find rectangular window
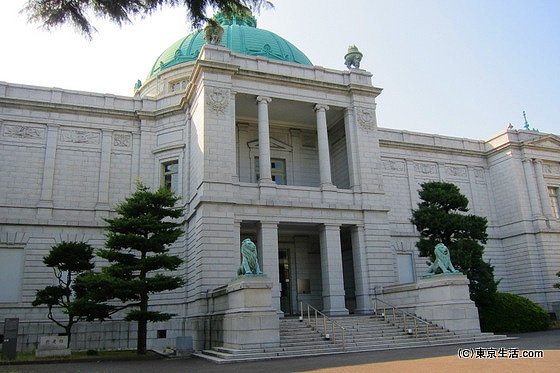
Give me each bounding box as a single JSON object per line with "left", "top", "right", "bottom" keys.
{"left": 0, "top": 248, "right": 24, "bottom": 302}
{"left": 549, "top": 187, "right": 560, "bottom": 218}
{"left": 255, "top": 158, "right": 286, "bottom": 185}
{"left": 162, "top": 160, "right": 179, "bottom": 194}
{"left": 397, "top": 253, "right": 415, "bottom": 284}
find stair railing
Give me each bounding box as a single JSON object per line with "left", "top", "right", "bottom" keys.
{"left": 299, "top": 302, "right": 346, "bottom": 351}
{"left": 372, "top": 297, "right": 431, "bottom": 339}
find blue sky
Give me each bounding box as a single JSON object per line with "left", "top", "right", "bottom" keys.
{"left": 1, "top": 0, "right": 558, "bottom": 139}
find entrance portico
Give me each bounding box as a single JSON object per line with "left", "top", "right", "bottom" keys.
{"left": 240, "top": 221, "right": 354, "bottom": 317}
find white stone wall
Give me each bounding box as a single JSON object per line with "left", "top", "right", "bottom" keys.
{"left": 378, "top": 128, "right": 560, "bottom": 313}
{"left": 1, "top": 45, "right": 559, "bottom": 353}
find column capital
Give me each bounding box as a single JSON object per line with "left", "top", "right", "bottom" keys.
{"left": 314, "top": 103, "right": 330, "bottom": 112}
{"left": 256, "top": 96, "right": 272, "bottom": 104}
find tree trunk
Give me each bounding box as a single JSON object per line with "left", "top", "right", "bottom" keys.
{"left": 137, "top": 318, "right": 147, "bottom": 355}
{"left": 137, "top": 292, "right": 148, "bottom": 355}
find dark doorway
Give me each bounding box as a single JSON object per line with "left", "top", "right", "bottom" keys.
{"left": 279, "top": 249, "right": 292, "bottom": 315}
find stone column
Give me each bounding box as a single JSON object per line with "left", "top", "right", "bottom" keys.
{"left": 522, "top": 158, "right": 542, "bottom": 217}
{"left": 406, "top": 159, "right": 418, "bottom": 233}
{"left": 256, "top": 96, "right": 273, "bottom": 184}
{"left": 319, "top": 224, "right": 348, "bottom": 316}
{"left": 314, "top": 104, "right": 333, "bottom": 187}
{"left": 534, "top": 159, "right": 554, "bottom": 217}
{"left": 95, "top": 129, "right": 112, "bottom": 218}
{"left": 37, "top": 124, "right": 59, "bottom": 219}
{"left": 343, "top": 108, "right": 360, "bottom": 189}
{"left": 350, "top": 225, "right": 371, "bottom": 314}
{"left": 258, "top": 221, "right": 281, "bottom": 315}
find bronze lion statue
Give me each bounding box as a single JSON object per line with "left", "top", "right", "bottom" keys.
{"left": 426, "top": 243, "right": 460, "bottom": 275}
{"left": 237, "top": 238, "right": 263, "bottom": 276}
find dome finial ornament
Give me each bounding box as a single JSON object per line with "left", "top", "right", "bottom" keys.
{"left": 204, "top": 18, "right": 224, "bottom": 45}
{"left": 344, "top": 45, "right": 363, "bottom": 69}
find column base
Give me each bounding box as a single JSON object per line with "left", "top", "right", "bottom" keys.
{"left": 259, "top": 180, "right": 277, "bottom": 200}
{"left": 321, "top": 183, "right": 337, "bottom": 203}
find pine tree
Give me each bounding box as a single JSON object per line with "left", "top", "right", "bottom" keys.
{"left": 32, "top": 241, "right": 98, "bottom": 347}
{"left": 77, "top": 183, "right": 185, "bottom": 354}
{"left": 410, "top": 181, "right": 498, "bottom": 306}
{"left": 23, "top": 1, "right": 273, "bottom": 39}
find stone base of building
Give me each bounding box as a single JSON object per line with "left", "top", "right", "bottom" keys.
{"left": 380, "top": 274, "right": 481, "bottom": 335}
{"left": 209, "top": 275, "right": 280, "bottom": 350}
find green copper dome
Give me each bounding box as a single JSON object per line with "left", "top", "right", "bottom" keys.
{"left": 147, "top": 12, "right": 313, "bottom": 78}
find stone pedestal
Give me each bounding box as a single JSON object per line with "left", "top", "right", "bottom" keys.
{"left": 381, "top": 274, "right": 481, "bottom": 334}
{"left": 210, "top": 275, "right": 280, "bottom": 350}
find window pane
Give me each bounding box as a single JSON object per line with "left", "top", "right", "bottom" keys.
{"left": 163, "top": 160, "right": 179, "bottom": 194}
{"left": 550, "top": 187, "right": 560, "bottom": 218}
{"left": 255, "top": 157, "right": 286, "bottom": 185}
{"left": 0, "top": 248, "right": 24, "bottom": 302}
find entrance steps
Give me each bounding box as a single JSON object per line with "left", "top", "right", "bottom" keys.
{"left": 195, "top": 314, "right": 508, "bottom": 363}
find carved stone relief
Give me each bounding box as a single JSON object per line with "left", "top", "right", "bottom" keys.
{"left": 206, "top": 87, "right": 229, "bottom": 116}
{"left": 391, "top": 241, "right": 416, "bottom": 254}
{"left": 473, "top": 167, "right": 486, "bottom": 182}
{"left": 356, "top": 107, "right": 375, "bottom": 131}
{"left": 3, "top": 124, "right": 45, "bottom": 140}
{"left": 59, "top": 129, "right": 100, "bottom": 144}
{"left": 113, "top": 132, "right": 131, "bottom": 148}
{"left": 382, "top": 158, "right": 406, "bottom": 175}
{"left": 445, "top": 164, "right": 468, "bottom": 180}
{"left": 414, "top": 162, "right": 438, "bottom": 178}
{"left": 543, "top": 162, "right": 560, "bottom": 176}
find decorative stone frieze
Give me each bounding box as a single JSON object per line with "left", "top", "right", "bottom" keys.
{"left": 59, "top": 128, "right": 100, "bottom": 145}
{"left": 543, "top": 162, "right": 560, "bottom": 176}
{"left": 414, "top": 161, "right": 438, "bottom": 178}
{"left": 113, "top": 132, "right": 131, "bottom": 148}
{"left": 445, "top": 164, "right": 468, "bottom": 180}
{"left": 3, "top": 124, "right": 45, "bottom": 140}
{"left": 473, "top": 167, "right": 486, "bottom": 183}
{"left": 382, "top": 158, "right": 406, "bottom": 175}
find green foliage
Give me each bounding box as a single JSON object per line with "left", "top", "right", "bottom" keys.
{"left": 32, "top": 241, "right": 97, "bottom": 346}
{"left": 80, "top": 183, "right": 185, "bottom": 354}
{"left": 23, "top": 1, "right": 274, "bottom": 39}
{"left": 479, "top": 292, "right": 550, "bottom": 333}
{"left": 555, "top": 271, "right": 560, "bottom": 290}
{"left": 411, "top": 181, "right": 498, "bottom": 306}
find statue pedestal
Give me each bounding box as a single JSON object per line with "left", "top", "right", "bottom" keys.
{"left": 210, "top": 276, "right": 280, "bottom": 350}
{"left": 381, "top": 274, "right": 481, "bottom": 334}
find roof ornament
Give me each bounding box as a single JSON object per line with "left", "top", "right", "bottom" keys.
{"left": 344, "top": 45, "right": 363, "bottom": 69}
{"left": 134, "top": 80, "right": 142, "bottom": 92}
{"left": 204, "top": 18, "right": 224, "bottom": 45}
{"left": 523, "top": 111, "right": 539, "bottom": 132}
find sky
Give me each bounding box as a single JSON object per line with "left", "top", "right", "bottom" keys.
{"left": 0, "top": 0, "right": 558, "bottom": 140}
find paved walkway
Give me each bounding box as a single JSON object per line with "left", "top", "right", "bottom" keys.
{"left": 2, "top": 329, "right": 559, "bottom": 373}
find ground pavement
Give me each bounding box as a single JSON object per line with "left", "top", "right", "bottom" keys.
{"left": 1, "top": 329, "right": 559, "bottom": 373}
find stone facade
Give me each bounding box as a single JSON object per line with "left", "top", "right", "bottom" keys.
{"left": 0, "top": 42, "right": 559, "bottom": 352}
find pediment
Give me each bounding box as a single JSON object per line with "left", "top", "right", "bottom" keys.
{"left": 247, "top": 137, "right": 293, "bottom": 152}
{"left": 523, "top": 134, "right": 560, "bottom": 150}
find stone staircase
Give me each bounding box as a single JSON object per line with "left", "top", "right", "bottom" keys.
{"left": 195, "top": 314, "right": 508, "bottom": 363}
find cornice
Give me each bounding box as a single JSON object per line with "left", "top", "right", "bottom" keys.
{"left": 236, "top": 68, "right": 382, "bottom": 97}
{"left": 0, "top": 96, "right": 137, "bottom": 120}
{"left": 379, "top": 138, "right": 486, "bottom": 157}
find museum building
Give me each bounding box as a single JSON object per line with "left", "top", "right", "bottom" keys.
{"left": 1, "top": 11, "right": 559, "bottom": 352}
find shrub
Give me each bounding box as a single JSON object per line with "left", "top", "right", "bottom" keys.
{"left": 479, "top": 292, "right": 550, "bottom": 333}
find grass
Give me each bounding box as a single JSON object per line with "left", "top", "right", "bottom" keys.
{"left": 1, "top": 349, "right": 158, "bottom": 364}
